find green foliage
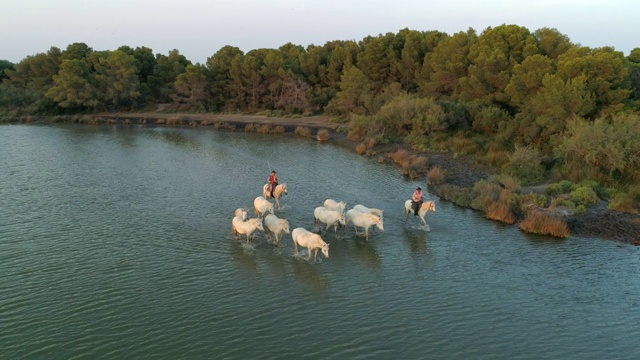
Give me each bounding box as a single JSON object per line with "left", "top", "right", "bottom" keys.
{"left": 554, "top": 112, "right": 640, "bottom": 185}
{"left": 325, "top": 66, "right": 373, "bottom": 116}
{"left": 547, "top": 180, "right": 573, "bottom": 196}
{"left": 504, "top": 146, "right": 545, "bottom": 185}
{"left": 569, "top": 186, "right": 599, "bottom": 206}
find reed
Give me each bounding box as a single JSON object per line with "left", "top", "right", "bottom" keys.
{"left": 518, "top": 209, "right": 570, "bottom": 238}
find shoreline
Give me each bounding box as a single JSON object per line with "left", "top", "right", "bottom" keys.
{"left": 5, "top": 112, "right": 639, "bottom": 245}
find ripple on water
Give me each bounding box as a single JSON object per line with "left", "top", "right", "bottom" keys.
{"left": 1, "top": 125, "right": 639, "bottom": 359}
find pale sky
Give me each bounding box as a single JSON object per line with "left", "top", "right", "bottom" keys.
{"left": 1, "top": 0, "right": 637, "bottom": 65}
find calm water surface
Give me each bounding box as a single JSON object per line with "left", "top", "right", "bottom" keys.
{"left": 1, "top": 124, "right": 639, "bottom": 359}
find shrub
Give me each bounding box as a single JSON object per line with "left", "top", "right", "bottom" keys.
{"left": 437, "top": 184, "right": 473, "bottom": 207}
{"left": 470, "top": 179, "right": 502, "bottom": 211}
{"left": 389, "top": 149, "right": 411, "bottom": 165}
{"left": 518, "top": 210, "right": 570, "bottom": 238}
{"left": 569, "top": 186, "right": 599, "bottom": 206}
{"left": 295, "top": 126, "right": 311, "bottom": 137}
{"left": 316, "top": 129, "right": 330, "bottom": 141}
{"left": 485, "top": 189, "right": 517, "bottom": 224}
{"left": 487, "top": 149, "right": 510, "bottom": 167}
{"left": 356, "top": 142, "right": 367, "bottom": 155}
{"left": 257, "top": 124, "right": 272, "bottom": 134}
{"left": 547, "top": 180, "right": 573, "bottom": 196}
{"left": 427, "top": 166, "right": 445, "bottom": 185}
{"left": 607, "top": 192, "right": 639, "bottom": 213}
{"left": 504, "top": 145, "right": 545, "bottom": 185}
{"left": 245, "top": 123, "right": 256, "bottom": 132}
{"left": 402, "top": 156, "right": 428, "bottom": 179}
{"left": 452, "top": 135, "right": 479, "bottom": 155}
{"left": 271, "top": 125, "right": 285, "bottom": 134}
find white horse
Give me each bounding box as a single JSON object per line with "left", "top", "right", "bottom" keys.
{"left": 263, "top": 183, "right": 288, "bottom": 209}
{"left": 313, "top": 206, "right": 346, "bottom": 234}
{"left": 231, "top": 208, "right": 248, "bottom": 237}
{"left": 264, "top": 213, "right": 290, "bottom": 245}
{"left": 353, "top": 204, "right": 384, "bottom": 218}
{"left": 291, "top": 227, "right": 329, "bottom": 261}
{"left": 323, "top": 199, "right": 346, "bottom": 214}
{"left": 345, "top": 209, "right": 384, "bottom": 241}
{"left": 404, "top": 200, "right": 436, "bottom": 226}
{"left": 254, "top": 196, "right": 275, "bottom": 218}
{"left": 234, "top": 208, "right": 248, "bottom": 220}
{"left": 232, "top": 216, "right": 264, "bottom": 243}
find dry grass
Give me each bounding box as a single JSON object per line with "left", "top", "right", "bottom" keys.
{"left": 518, "top": 209, "right": 570, "bottom": 238}
{"left": 377, "top": 156, "right": 385, "bottom": 164}
{"left": 484, "top": 189, "right": 517, "bottom": 224}
{"left": 166, "top": 116, "right": 185, "bottom": 126}
{"left": 389, "top": 149, "right": 411, "bottom": 165}
{"left": 270, "top": 125, "right": 285, "bottom": 134}
{"left": 295, "top": 126, "right": 311, "bottom": 137}
{"left": 389, "top": 150, "right": 428, "bottom": 179}
{"left": 257, "top": 124, "right": 272, "bottom": 134}
{"left": 427, "top": 166, "right": 445, "bottom": 185}
{"left": 316, "top": 129, "right": 330, "bottom": 141}
{"left": 245, "top": 123, "right": 257, "bottom": 132}
{"left": 356, "top": 142, "right": 367, "bottom": 155}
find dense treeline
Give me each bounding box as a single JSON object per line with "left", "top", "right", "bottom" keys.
{"left": 1, "top": 24, "right": 640, "bottom": 213}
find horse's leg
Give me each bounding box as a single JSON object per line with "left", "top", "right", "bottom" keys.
{"left": 313, "top": 248, "right": 318, "bottom": 262}
{"left": 365, "top": 227, "right": 369, "bottom": 241}
{"left": 307, "top": 247, "right": 312, "bottom": 261}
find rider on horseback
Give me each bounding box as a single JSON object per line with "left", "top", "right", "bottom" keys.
{"left": 412, "top": 187, "right": 424, "bottom": 216}
{"left": 268, "top": 170, "right": 278, "bottom": 198}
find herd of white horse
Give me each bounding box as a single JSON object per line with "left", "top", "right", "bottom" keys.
{"left": 231, "top": 182, "right": 436, "bottom": 261}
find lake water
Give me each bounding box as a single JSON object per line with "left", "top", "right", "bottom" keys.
{"left": 1, "top": 124, "right": 639, "bottom": 359}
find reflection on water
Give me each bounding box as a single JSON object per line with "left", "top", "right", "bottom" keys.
{"left": 1, "top": 124, "right": 640, "bottom": 360}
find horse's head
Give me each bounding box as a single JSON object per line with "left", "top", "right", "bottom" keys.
{"left": 282, "top": 220, "right": 290, "bottom": 234}
{"left": 256, "top": 218, "right": 264, "bottom": 231}
{"left": 321, "top": 242, "right": 329, "bottom": 259}
{"left": 427, "top": 201, "right": 436, "bottom": 212}
{"left": 338, "top": 213, "right": 346, "bottom": 226}
{"left": 281, "top": 183, "right": 288, "bottom": 195}
{"left": 376, "top": 217, "right": 385, "bottom": 232}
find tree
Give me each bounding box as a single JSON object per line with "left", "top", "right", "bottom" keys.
{"left": 0, "top": 59, "right": 14, "bottom": 83}
{"left": 534, "top": 27, "right": 574, "bottom": 60}
{"left": 357, "top": 33, "right": 397, "bottom": 94}
{"left": 3, "top": 47, "right": 61, "bottom": 110}
{"left": 147, "top": 49, "right": 190, "bottom": 103}
{"left": 207, "top": 45, "right": 244, "bottom": 110}
{"left": 45, "top": 59, "right": 97, "bottom": 109}
{"left": 61, "top": 42, "right": 93, "bottom": 61}
{"left": 326, "top": 65, "right": 373, "bottom": 116}
{"left": 556, "top": 46, "right": 630, "bottom": 118}
{"left": 505, "top": 54, "right": 553, "bottom": 109}
{"left": 419, "top": 29, "right": 476, "bottom": 97}
{"left": 94, "top": 50, "right": 141, "bottom": 108}
{"left": 172, "top": 64, "right": 209, "bottom": 108}
{"left": 460, "top": 24, "right": 539, "bottom": 105}
{"left": 395, "top": 29, "right": 427, "bottom": 92}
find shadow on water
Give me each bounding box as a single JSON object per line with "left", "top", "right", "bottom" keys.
{"left": 403, "top": 228, "right": 433, "bottom": 258}
{"left": 290, "top": 258, "right": 328, "bottom": 292}
{"left": 347, "top": 238, "right": 383, "bottom": 269}
{"left": 231, "top": 241, "right": 258, "bottom": 273}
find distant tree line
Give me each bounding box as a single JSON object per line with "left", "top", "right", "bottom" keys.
{"left": 1, "top": 24, "right": 640, "bottom": 207}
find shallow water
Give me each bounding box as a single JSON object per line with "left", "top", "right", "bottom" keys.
{"left": 1, "top": 124, "right": 639, "bottom": 359}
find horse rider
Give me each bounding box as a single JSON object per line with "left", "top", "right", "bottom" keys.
{"left": 268, "top": 170, "right": 278, "bottom": 198}
{"left": 412, "top": 187, "right": 424, "bottom": 216}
